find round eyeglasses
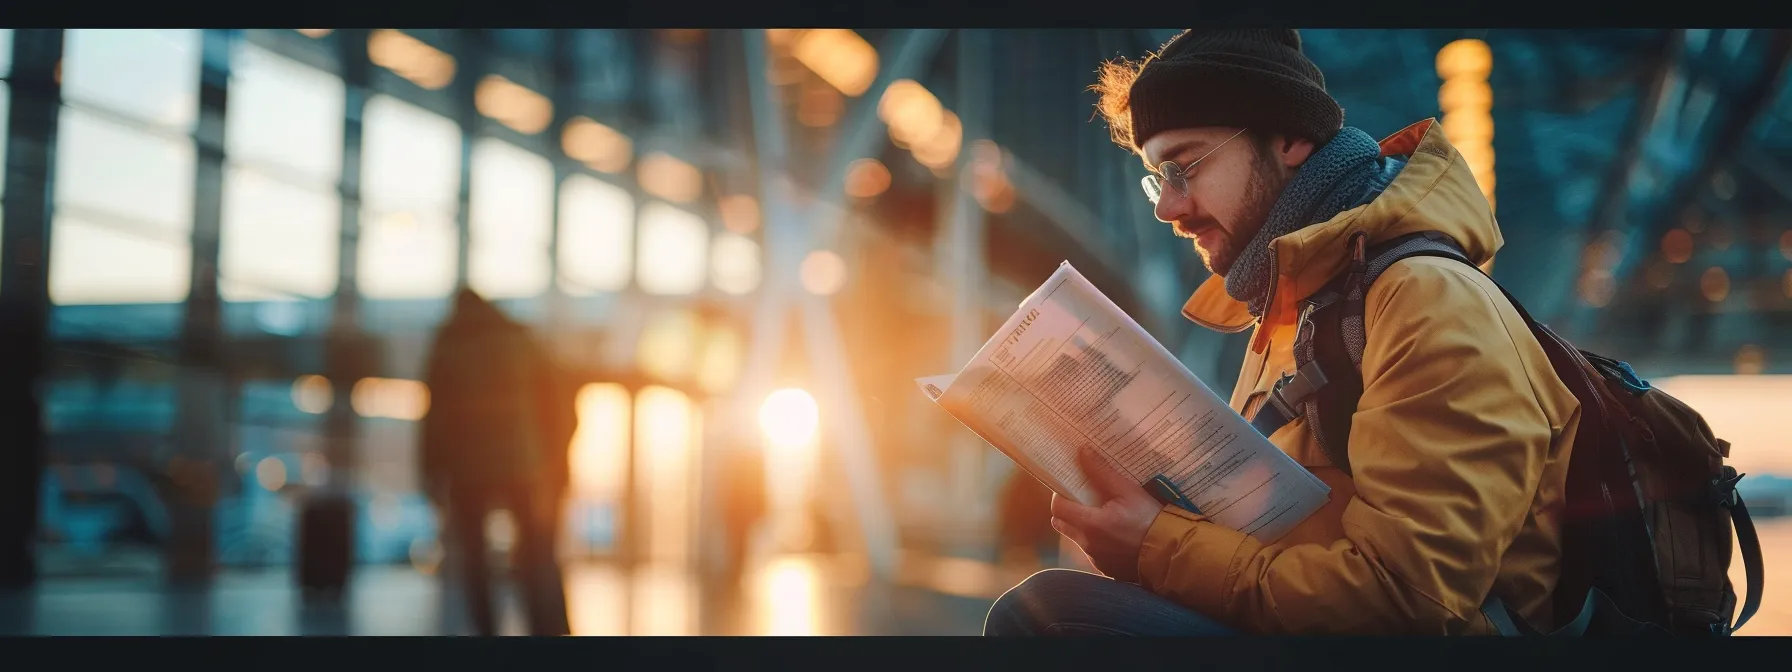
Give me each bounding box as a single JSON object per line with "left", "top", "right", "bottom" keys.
{"left": 1141, "top": 127, "right": 1250, "bottom": 205}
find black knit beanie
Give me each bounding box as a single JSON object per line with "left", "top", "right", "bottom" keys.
{"left": 1127, "top": 29, "right": 1343, "bottom": 151}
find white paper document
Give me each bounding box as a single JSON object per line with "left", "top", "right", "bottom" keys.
{"left": 917, "top": 261, "right": 1330, "bottom": 543}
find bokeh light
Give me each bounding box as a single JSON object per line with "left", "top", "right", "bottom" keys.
{"left": 1702, "top": 266, "right": 1731, "bottom": 303}
{"left": 291, "top": 374, "right": 332, "bottom": 414}
{"left": 791, "top": 29, "right": 878, "bottom": 97}
{"left": 562, "top": 116, "right": 633, "bottom": 174}
{"left": 1579, "top": 269, "right": 1616, "bottom": 307}
{"left": 637, "top": 152, "right": 702, "bottom": 204}
{"left": 474, "top": 74, "right": 552, "bottom": 135}
{"left": 1662, "top": 228, "right": 1695, "bottom": 264}
{"left": 844, "top": 158, "right": 892, "bottom": 199}
{"left": 720, "top": 194, "right": 762, "bottom": 234}
{"left": 1435, "top": 38, "right": 1493, "bottom": 80}
{"left": 800, "top": 250, "right": 848, "bottom": 296}
{"left": 1736, "top": 345, "right": 1768, "bottom": 375}
{"left": 350, "top": 378, "right": 431, "bottom": 421}
{"left": 367, "top": 30, "right": 454, "bottom": 90}
{"left": 255, "top": 456, "right": 287, "bottom": 491}
{"left": 759, "top": 388, "right": 820, "bottom": 451}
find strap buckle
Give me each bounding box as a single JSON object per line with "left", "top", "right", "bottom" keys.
{"left": 1347, "top": 231, "right": 1369, "bottom": 271}
{"left": 1712, "top": 467, "right": 1745, "bottom": 508}
{"left": 1268, "top": 359, "right": 1330, "bottom": 420}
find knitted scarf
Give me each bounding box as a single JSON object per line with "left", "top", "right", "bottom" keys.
{"left": 1224, "top": 127, "right": 1405, "bottom": 317}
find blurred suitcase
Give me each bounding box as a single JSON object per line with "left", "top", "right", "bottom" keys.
{"left": 296, "top": 494, "right": 355, "bottom": 598}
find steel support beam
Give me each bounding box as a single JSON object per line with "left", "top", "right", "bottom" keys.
{"left": 735, "top": 30, "right": 930, "bottom": 581}
{"left": 732, "top": 30, "right": 949, "bottom": 466}
{"left": 809, "top": 29, "right": 949, "bottom": 234}
{"left": 1586, "top": 30, "right": 1686, "bottom": 239}
{"left": 1589, "top": 31, "right": 1792, "bottom": 344}
{"left": 545, "top": 30, "right": 577, "bottom": 334}
{"left": 940, "top": 29, "right": 994, "bottom": 517}
{"left": 451, "top": 31, "right": 486, "bottom": 288}
{"left": 167, "top": 28, "right": 235, "bottom": 585}
{"left": 324, "top": 30, "right": 372, "bottom": 495}
{"left": 1641, "top": 31, "right": 1792, "bottom": 247}
{"left": 1551, "top": 31, "right": 1684, "bottom": 331}
{"left": 0, "top": 28, "right": 64, "bottom": 589}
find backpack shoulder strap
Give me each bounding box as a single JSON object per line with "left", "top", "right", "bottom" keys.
{"left": 1297, "top": 231, "right": 1473, "bottom": 476}
{"left": 1248, "top": 231, "right": 1474, "bottom": 469}
{"left": 1721, "top": 467, "right": 1765, "bottom": 633}
{"left": 1332, "top": 231, "right": 1475, "bottom": 368}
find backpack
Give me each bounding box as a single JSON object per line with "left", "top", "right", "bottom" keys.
{"left": 1248, "top": 230, "right": 1765, "bottom": 637}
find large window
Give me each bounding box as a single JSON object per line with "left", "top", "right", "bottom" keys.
{"left": 635, "top": 202, "right": 708, "bottom": 296}
{"left": 469, "top": 137, "right": 553, "bottom": 298}
{"left": 710, "top": 233, "right": 761, "bottom": 295}
{"left": 557, "top": 174, "right": 634, "bottom": 294}
{"left": 0, "top": 28, "right": 13, "bottom": 76}
{"left": 358, "top": 94, "right": 461, "bottom": 299}
{"left": 569, "top": 382, "right": 631, "bottom": 555}
{"left": 51, "top": 29, "right": 201, "bottom": 305}
{"left": 220, "top": 43, "right": 345, "bottom": 302}
{"left": 635, "top": 385, "right": 699, "bottom": 565}
{"left": 60, "top": 29, "right": 200, "bottom": 129}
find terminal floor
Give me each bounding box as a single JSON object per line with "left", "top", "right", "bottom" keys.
{"left": 6, "top": 518, "right": 1790, "bottom": 636}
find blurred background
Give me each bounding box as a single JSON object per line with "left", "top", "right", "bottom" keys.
{"left": 0, "top": 27, "right": 1789, "bottom": 636}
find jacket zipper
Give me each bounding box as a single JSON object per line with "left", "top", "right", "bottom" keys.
{"left": 1266, "top": 246, "right": 1281, "bottom": 327}
{"left": 1184, "top": 311, "right": 1256, "bottom": 334}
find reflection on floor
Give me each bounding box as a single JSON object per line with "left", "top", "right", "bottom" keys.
{"left": 1, "top": 553, "right": 1004, "bottom": 636}
{"left": 7, "top": 518, "right": 1788, "bottom": 636}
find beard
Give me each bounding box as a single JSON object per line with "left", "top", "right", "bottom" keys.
{"left": 1194, "top": 150, "right": 1289, "bottom": 278}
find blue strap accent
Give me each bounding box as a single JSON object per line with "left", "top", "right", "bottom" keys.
{"left": 1481, "top": 591, "right": 1596, "bottom": 637}
{"left": 1146, "top": 475, "right": 1202, "bottom": 515}
{"left": 1480, "top": 597, "right": 1527, "bottom": 636}
{"left": 1250, "top": 396, "right": 1296, "bottom": 439}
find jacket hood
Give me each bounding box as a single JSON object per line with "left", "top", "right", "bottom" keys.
{"left": 1180, "top": 118, "right": 1503, "bottom": 352}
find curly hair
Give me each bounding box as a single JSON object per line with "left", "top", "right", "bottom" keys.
{"left": 1091, "top": 31, "right": 1194, "bottom": 152}
{"left": 1091, "top": 56, "right": 1148, "bottom": 151}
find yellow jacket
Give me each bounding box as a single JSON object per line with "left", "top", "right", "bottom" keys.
{"left": 1138, "top": 119, "right": 1581, "bottom": 635}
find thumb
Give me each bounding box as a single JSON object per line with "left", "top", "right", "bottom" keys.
{"left": 1077, "top": 447, "right": 1143, "bottom": 502}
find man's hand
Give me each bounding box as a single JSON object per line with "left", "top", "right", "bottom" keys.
{"left": 1049, "top": 448, "right": 1167, "bottom": 583}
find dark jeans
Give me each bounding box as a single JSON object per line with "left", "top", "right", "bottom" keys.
{"left": 984, "top": 569, "right": 1235, "bottom": 636}
{"left": 446, "top": 486, "right": 568, "bottom": 636}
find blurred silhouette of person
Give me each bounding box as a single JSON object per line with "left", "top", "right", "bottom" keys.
{"left": 421, "top": 287, "right": 575, "bottom": 636}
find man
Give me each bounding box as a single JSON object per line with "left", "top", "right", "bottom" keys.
{"left": 983, "top": 29, "right": 1580, "bottom": 636}
{"left": 421, "top": 287, "right": 572, "bottom": 636}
